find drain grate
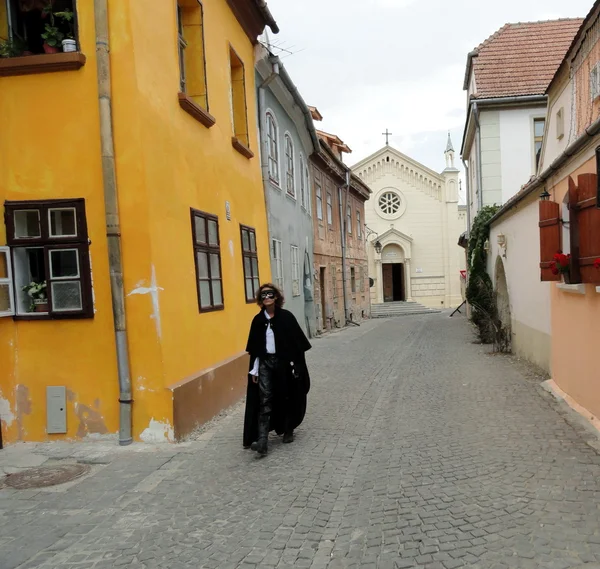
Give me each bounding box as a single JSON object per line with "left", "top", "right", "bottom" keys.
{"left": 3, "top": 464, "right": 91, "bottom": 490}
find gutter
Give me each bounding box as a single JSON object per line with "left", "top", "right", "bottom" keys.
{"left": 489, "top": 113, "right": 600, "bottom": 225}
{"left": 269, "top": 55, "right": 320, "bottom": 153}
{"left": 254, "top": 0, "right": 279, "bottom": 34}
{"left": 94, "top": 0, "right": 133, "bottom": 445}
{"left": 473, "top": 102, "right": 483, "bottom": 209}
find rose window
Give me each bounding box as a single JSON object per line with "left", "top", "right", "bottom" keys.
{"left": 379, "top": 192, "right": 401, "bottom": 215}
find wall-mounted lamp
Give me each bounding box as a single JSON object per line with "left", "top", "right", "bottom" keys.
{"left": 497, "top": 234, "right": 506, "bottom": 246}
{"left": 483, "top": 239, "right": 490, "bottom": 254}
{"left": 540, "top": 189, "right": 551, "bottom": 201}
{"left": 374, "top": 241, "right": 382, "bottom": 254}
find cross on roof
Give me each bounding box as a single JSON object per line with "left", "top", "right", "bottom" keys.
{"left": 382, "top": 129, "right": 392, "bottom": 145}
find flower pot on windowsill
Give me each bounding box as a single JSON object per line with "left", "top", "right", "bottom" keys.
{"left": 43, "top": 42, "right": 60, "bottom": 54}
{"left": 34, "top": 299, "right": 49, "bottom": 313}
{"left": 62, "top": 39, "right": 76, "bottom": 53}
{"left": 562, "top": 272, "right": 571, "bottom": 285}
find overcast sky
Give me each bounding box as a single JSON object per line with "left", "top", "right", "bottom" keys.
{"left": 265, "top": 0, "right": 593, "bottom": 179}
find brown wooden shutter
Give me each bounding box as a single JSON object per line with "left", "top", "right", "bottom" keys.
{"left": 572, "top": 173, "right": 600, "bottom": 284}
{"left": 539, "top": 199, "right": 561, "bottom": 282}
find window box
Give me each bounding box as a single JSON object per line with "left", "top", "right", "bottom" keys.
{"left": 556, "top": 283, "right": 586, "bottom": 295}
{"left": 0, "top": 52, "right": 86, "bottom": 77}
{"left": 2, "top": 198, "right": 93, "bottom": 320}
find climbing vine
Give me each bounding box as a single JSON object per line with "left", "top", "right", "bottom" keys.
{"left": 466, "top": 205, "right": 500, "bottom": 343}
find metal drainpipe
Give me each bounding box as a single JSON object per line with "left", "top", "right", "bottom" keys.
{"left": 462, "top": 159, "right": 472, "bottom": 235}
{"left": 257, "top": 61, "right": 280, "bottom": 249}
{"left": 339, "top": 180, "right": 349, "bottom": 325}
{"left": 94, "top": 0, "right": 133, "bottom": 446}
{"left": 473, "top": 102, "right": 484, "bottom": 210}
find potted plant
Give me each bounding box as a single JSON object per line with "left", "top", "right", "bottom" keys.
{"left": 55, "top": 9, "right": 76, "bottom": 52}
{"left": 41, "top": 23, "right": 64, "bottom": 53}
{"left": 0, "top": 37, "right": 25, "bottom": 58}
{"left": 22, "top": 281, "right": 48, "bottom": 313}
{"left": 550, "top": 251, "right": 572, "bottom": 284}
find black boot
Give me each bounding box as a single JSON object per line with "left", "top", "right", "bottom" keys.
{"left": 283, "top": 430, "right": 294, "bottom": 444}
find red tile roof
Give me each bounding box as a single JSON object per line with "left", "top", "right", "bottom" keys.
{"left": 468, "top": 19, "right": 583, "bottom": 99}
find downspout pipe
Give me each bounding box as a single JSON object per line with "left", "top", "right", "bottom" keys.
{"left": 338, "top": 183, "right": 348, "bottom": 326}
{"left": 94, "top": 0, "right": 133, "bottom": 446}
{"left": 257, "top": 58, "right": 280, "bottom": 254}
{"left": 270, "top": 55, "right": 320, "bottom": 153}
{"left": 461, "top": 158, "right": 472, "bottom": 235}
{"left": 473, "top": 102, "right": 484, "bottom": 210}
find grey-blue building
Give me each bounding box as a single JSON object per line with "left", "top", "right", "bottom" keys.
{"left": 256, "top": 45, "right": 319, "bottom": 337}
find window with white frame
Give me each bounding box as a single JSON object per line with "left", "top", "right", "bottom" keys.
{"left": 272, "top": 238, "right": 284, "bottom": 291}
{"left": 2, "top": 199, "right": 93, "bottom": 319}
{"left": 284, "top": 135, "right": 295, "bottom": 197}
{"left": 357, "top": 210, "right": 362, "bottom": 239}
{"left": 304, "top": 161, "right": 311, "bottom": 211}
{"left": 291, "top": 245, "right": 300, "bottom": 297}
{"left": 266, "top": 112, "right": 279, "bottom": 183}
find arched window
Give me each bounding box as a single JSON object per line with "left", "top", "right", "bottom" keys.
{"left": 266, "top": 113, "right": 279, "bottom": 183}
{"left": 285, "top": 134, "right": 295, "bottom": 197}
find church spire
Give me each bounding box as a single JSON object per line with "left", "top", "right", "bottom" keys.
{"left": 444, "top": 132, "right": 457, "bottom": 171}
{"left": 445, "top": 132, "right": 454, "bottom": 153}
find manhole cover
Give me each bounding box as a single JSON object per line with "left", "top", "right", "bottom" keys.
{"left": 4, "top": 464, "right": 91, "bottom": 489}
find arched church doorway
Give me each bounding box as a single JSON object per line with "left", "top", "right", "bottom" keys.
{"left": 381, "top": 244, "right": 406, "bottom": 302}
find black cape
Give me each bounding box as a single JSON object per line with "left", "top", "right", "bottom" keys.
{"left": 243, "top": 308, "right": 312, "bottom": 447}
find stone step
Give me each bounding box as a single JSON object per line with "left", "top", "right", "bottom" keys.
{"left": 371, "top": 301, "right": 441, "bottom": 318}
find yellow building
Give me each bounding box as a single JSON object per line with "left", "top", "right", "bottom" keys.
{"left": 0, "top": 0, "right": 278, "bottom": 445}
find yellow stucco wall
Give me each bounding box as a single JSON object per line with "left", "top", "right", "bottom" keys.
{"left": 0, "top": 0, "right": 119, "bottom": 443}
{"left": 0, "top": 0, "right": 271, "bottom": 444}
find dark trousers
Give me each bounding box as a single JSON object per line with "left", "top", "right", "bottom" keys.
{"left": 257, "top": 355, "right": 293, "bottom": 443}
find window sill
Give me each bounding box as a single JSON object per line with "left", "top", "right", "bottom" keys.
{"left": 556, "top": 283, "right": 586, "bottom": 295}
{"left": 199, "top": 305, "right": 224, "bottom": 314}
{"left": 232, "top": 137, "right": 254, "bottom": 159}
{"left": 286, "top": 192, "right": 297, "bottom": 202}
{"left": 178, "top": 93, "right": 216, "bottom": 128}
{"left": 0, "top": 52, "right": 86, "bottom": 78}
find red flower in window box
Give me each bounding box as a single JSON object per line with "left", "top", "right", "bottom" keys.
{"left": 594, "top": 258, "right": 600, "bottom": 270}
{"left": 551, "top": 251, "right": 572, "bottom": 283}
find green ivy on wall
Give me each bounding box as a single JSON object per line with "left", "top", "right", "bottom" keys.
{"left": 466, "top": 205, "right": 500, "bottom": 342}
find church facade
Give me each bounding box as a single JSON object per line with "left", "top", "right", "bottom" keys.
{"left": 351, "top": 137, "right": 466, "bottom": 310}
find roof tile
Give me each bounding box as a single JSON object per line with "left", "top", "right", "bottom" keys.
{"left": 470, "top": 19, "right": 583, "bottom": 99}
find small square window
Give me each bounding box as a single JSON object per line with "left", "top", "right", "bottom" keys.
{"left": 49, "top": 208, "right": 77, "bottom": 238}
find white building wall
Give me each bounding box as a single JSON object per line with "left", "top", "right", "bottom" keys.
{"left": 499, "top": 107, "right": 547, "bottom": 202}
{"left": 540, "top": 81, "right": 574, "bottom": 171}
{"left": 488, "top": 194, "right": 552, "bottom": 372}
{"left": 479, "top": 109, "right": 503, "bottom": 207}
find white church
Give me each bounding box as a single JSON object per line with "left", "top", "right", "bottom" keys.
{"left": 352, "top": 135, "right": 466, "bottom": 310}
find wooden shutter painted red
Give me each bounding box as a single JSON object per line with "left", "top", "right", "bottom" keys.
{"left": 572, "top": 173, "right": 600, "bottom": 284}
{"left": 539, "top": 199, "right": 561, "bottom": 282}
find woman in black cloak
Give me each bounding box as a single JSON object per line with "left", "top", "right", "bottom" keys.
{"left": 243, "top": 283, "right": 311, "bottom": 456}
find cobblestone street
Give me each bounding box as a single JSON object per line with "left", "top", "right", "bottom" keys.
{"left": 2, "top": 314, "right": 600, "bottom": 569}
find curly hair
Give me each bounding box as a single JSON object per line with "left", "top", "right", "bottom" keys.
{"left": 255, "top": 283, "right": 285, "bottom": 308}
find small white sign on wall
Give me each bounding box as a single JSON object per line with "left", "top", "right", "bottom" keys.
{"left": 225, "top": 201, "right": 231, "bottom": 221}
{"left": 416, "top": 268, "right": 423, "bottom": 273}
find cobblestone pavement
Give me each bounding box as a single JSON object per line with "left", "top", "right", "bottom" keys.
{"left": 2, "top": 315, "right": 600, "bottom": 569}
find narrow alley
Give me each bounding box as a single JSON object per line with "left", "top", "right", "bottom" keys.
{"left": 2, "top": 314, "right": 600, "bottom": 569}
